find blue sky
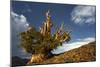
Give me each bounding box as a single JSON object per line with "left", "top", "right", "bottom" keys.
{"left": 11, "top": 1, "right": 96, "bottom": 57}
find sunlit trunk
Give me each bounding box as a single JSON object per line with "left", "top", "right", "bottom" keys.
{"left": 27, "top": 53, "right": 48, "bottom": 65}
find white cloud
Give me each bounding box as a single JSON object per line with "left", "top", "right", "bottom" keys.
{"left": 52, "top": 37, "right": 95, "bottom": 54}
{"left": 77, "top": 37, "right": 95, "bottom": 42}
{"left": 11, "top": 11, "right": 29, "bottom": 32}
{"left": 11, "top": 11, "right": 30, "bottom": 57}
{"left": 71, "top": 5, "right": 96, "bottom": 25}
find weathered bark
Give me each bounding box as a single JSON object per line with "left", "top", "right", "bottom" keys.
{"left": 27, "top": 53, "right": 50, "bottom": 65}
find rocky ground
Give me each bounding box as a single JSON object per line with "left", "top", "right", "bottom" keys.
{"left": 12, "top": 41, "right": 96, "bottom": 66}
{"left": 41, "top": 41, "right": 96, "bottom": 64}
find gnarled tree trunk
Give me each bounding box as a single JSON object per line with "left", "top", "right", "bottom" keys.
{"left": 27, "top": 53, "right": 46, "bottom": 65}
{"left": 27, "top": 52, "right": 53, "bottom": 65}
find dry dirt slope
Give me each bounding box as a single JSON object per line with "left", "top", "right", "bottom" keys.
{"left": 41, "top": 41, "right": 96, "bottom": 64}
{"left": 12, "top": 41, "right": 96, "bottom": 66}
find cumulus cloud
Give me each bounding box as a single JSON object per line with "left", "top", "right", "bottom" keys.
{"left": 71, "top": 5, "right": 96, "bottom": 25}
{"left": 52, "top": 37, "right": 95, "bottom": 54}
{"left": 11, "top": 11, "right": 30, "bottom": 57}
{"left": 11, "top": 11, "right": 29, "bottom": 32}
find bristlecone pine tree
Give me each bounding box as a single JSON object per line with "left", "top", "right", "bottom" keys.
{"left": 19, "top": 10, "right": 71, "bottom": 65}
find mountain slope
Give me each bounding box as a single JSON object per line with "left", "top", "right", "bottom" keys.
{"left": 42, "top": 41, "right": 96, "bottom": 64}
{"left": 12, "top": 42, "right": 96, "bottom": 66}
